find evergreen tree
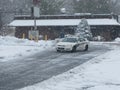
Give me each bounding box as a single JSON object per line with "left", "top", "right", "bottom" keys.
{"left": 75, "top": 18, "right": 92, "bottom": 40}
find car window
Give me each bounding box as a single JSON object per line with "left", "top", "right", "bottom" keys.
{"left": 78, "top": 38, "right": 85, "bottom": 42}
{"left": 62, "top": 38, "right": 77, "bottom": 43}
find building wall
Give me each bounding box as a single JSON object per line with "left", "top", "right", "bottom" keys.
{"left": 91, "top": 25, "right": 120, "bottom": 41}
{"left": 15, "top": 26, "right": 75, "bottom": 40}
{"left": 14, "top": 14, "right": 120, "bottom": 41}
{"left": 15, "top": 25, "right": 120, "bottom": 41}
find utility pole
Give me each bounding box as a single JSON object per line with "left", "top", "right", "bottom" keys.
{"left": 0, "top": 8, "right": 2, "bottom": 34}
{"left": 29, "top": 0, "right": 40, "bottom": 41}
{"left": 33, "top": 0, "right": 40, "bottom": 30}
{"left": 33, "top": 0, "right": 37, "bottom": 31}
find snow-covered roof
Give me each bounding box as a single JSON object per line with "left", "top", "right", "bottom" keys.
{"left": 9, "top": 19, "right": 120, "bottom": 27}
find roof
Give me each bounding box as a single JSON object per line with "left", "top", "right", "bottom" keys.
{"left": 9, "top": 19, "right": 120, "bottom": 27}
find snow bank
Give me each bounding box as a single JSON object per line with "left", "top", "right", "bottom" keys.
{"left": 114, "top": 37, "right": 120, "bottom": 42}
{"left": 0, "top": 36, "right": 54, "bottom": 62}
{"left": 0, "top": 36, "right": 54, "bottom": 46}
{"left": 19, "top": 45, "right": 120, "bottom": 90}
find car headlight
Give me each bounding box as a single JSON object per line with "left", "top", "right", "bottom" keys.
{"left": 57, "top": 45, "right": 65, "bottom": 47}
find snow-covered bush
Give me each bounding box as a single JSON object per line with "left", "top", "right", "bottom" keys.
{"left": 75, "top": 18, "right": 92, "bottom": 40}
{"left": 93, "top": 36, "right": 105, "bottom": 41}
{"left": 115, "top": 37, "right": 120, "bottom": 42}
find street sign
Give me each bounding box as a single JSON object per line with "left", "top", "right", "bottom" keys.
{"left": 29, "top": 30, "right": 39, "bottom": 40}
{"left": 33, "top": 6, "right": 40, "bottom": 17}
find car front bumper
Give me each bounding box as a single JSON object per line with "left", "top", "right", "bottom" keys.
{"left": 56, "top": 47, "right": 73, "bottom": 51}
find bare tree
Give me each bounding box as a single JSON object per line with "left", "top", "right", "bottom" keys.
{"left": 0, "top": 0, "right": 32, "bottom": 33}
{"left": 72, "top": 0, "right": 115, "bottom": 14}
{"left": 39, "top": 0, "right": 64, "bottom": 15}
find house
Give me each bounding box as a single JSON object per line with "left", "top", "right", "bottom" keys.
{"left": 9, "top": 14, "right": 120, "bottom": 41}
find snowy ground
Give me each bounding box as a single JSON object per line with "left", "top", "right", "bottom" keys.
{"left": 17, "top": 38, "right": 120, "bottom": 90}
{"left": 19, "top": 50, "right": 120, "bottom": 90}
{"left": 1, "top": 36, "right": 120, "bottom": 90}
{"left": 0, "top": 36, "right": 54, "bottom": 62}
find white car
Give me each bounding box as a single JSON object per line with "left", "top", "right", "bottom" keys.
{"left": 56, "top": 36, "right": 89, "bottom": 52}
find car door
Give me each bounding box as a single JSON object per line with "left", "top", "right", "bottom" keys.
{"left": 77, "top": 38, "right": 86, "bottom": 50}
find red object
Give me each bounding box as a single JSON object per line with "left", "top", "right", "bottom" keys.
{"left": 33, "top": 0, "right": 40, "bottom": 5}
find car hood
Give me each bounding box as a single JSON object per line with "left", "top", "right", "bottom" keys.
{"left": 57, "top": 42, "right": 76, "bottom": 46}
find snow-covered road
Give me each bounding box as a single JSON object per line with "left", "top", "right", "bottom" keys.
{"left": 20, "top": 46, "right": 120, "bottom": 90}
{"left": 0, "top": 37, "right": 110, "bottom": 90}
{"left": 1, "top": 36, "right": 120, "bottom": 90}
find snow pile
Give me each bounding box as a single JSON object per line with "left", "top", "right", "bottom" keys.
{"left": 114, "top": 37, "right": 120, "bottom": 42}
{"left": 0, "top": 36, "right": 54, "bottom": 46}
{"left": 0, "top": 36, "right": 54, "bottom": 62}
{"left": 19, "top": 46, "right": 120, "bottom": 90}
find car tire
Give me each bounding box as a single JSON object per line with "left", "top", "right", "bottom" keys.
{"left": 71, "top": 46, "right": 76, "bottom": 52}
{"left": 84, "top": 45, "right": 88, "bottom": 51}
{"left": 57, "top": 50, "right": 60, "bottom": 52}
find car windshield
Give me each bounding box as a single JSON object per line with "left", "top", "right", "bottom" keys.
{"left": 62, "top": 38, "right": 77, "bottom": 43}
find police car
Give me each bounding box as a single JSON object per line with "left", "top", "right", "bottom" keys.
{"left": 56, "top": 36, "right": 89, "bottom": 52}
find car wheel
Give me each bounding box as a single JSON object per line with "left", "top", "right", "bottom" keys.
{"left": 57, "top": 50, "right": 60, "bottom": 52}
{"left": 71, "top": 46, "right": 76, "bottom": 52}
{"left": 84, "top": 45, "right": 88, "bottom": 51}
